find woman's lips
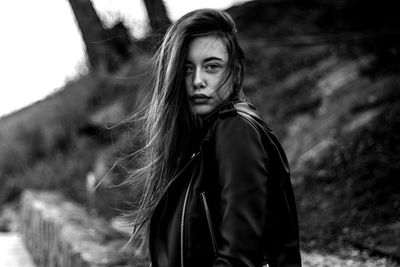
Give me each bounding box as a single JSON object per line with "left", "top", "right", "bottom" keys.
{"left": 190, "top": 94, "right": 211, "bottom": 104}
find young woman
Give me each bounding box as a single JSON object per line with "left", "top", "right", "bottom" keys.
{"left": 129, "top": 8, "right": 301, "bottom": 267}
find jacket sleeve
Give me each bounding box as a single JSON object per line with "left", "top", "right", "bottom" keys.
{"left": 212, "top": 115, "right": 268, "bottom": 267}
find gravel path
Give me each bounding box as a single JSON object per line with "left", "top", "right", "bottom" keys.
{"left": 302, "top": 249, "right": 399, "bottom": 267}
{"left": 0, "top": 232, "right": 35, "bottom": 267}
{"left": 0, "top": 202, "right": 36, "bottom": 267}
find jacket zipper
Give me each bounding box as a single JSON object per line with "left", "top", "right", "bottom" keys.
{"left": 200, "top": 192, "right": 218, "bottom": 256}
{"left": 149, "top": 152, "right": 199, "bottom": 267}
{"left": 180, "top": 170, "right": 195, "bottom": 267}
{"left": 163, "top": 152, "right": 200, "bottom": 196}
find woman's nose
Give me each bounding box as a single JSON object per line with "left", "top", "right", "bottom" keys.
{"left": 193, "top": 69, "right": 206, "bottom": 89}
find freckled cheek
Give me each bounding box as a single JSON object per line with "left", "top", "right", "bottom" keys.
{"left": 217, "top": 81, "right": 233, "bottom": 100}
{"left": 211, "top": 72, "right": 228, "bottom": 89}
{"left": 185, "top": 75, "right": 192, "bottom": 94}
{"left": 208, "top": 73, "right": 224, "bottom": 87}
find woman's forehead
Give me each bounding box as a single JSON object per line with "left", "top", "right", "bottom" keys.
{"left": 186, "top": 36, "right": 228, "bottom": 63}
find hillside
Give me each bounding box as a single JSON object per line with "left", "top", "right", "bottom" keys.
{"left": 1, "top": 0, "right": 399, "bottom": 263}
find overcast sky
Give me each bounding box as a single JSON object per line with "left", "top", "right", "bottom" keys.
{"left": 0, "top": 0, "right": 250, "bottom": 117}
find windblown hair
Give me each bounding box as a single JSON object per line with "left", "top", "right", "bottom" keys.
{"left": 127, "top": 8, "right": 245, "bottom": 253}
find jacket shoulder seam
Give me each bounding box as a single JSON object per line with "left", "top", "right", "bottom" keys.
{"left": 213, "top": 112, "right": 261, "bottom": 141}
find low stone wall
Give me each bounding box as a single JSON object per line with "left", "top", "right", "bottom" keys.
{"left": 20, "top": 190, "right": 148, "bottom": 267}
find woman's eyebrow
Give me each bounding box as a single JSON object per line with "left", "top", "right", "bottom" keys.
{"left": 185, "top": 56, "right": 225, "bottom": 64}
{"left": 204, "top": 56, "right": 224, "bottom": 62}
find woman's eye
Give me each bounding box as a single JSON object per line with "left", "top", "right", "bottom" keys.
{"left": 184, "top": 65, "right": 193, "bottom": 73}
{"left": 205, "top": 64, "right": 221, "bottom": 72}
{"left": 184, "top": 64, "right": 194, "bottom": 73}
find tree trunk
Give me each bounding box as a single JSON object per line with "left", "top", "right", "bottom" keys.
{"left": 68, "top": 0, "right": 133, "bottom": 72}
{"left": 143, "top": 0, "right": 171, "bottom": 44}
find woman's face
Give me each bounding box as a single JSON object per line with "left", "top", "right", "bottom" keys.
{"left": 185, "top": 36, "right": 231, "bottom": 116}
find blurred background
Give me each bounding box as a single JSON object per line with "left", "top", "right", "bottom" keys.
{"left": 0, "top": 0, "right": 399, "bottom": 266}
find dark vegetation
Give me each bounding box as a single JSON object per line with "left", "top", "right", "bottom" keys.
{"left": 298, "top": 100, "right": 400, "bottom": 250}
{"left": 0, "top": 0, "right": 399, "bottom": 262}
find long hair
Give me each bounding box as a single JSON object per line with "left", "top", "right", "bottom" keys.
{"left": 127, "top": 8, "right": 245, "bottom": 253}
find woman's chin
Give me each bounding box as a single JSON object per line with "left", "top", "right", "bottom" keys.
{"left": 192, "top": 104, "right": 216, "bottom": 116}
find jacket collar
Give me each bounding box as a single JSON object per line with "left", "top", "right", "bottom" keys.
{"left": 198, "top": 97, "right": 244, "bottom": 143}
{"left": 201, "top": 96, "right": 242, "bottom": 126}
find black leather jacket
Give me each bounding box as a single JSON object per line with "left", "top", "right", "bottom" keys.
{"left": 149, "top": 101, "right": 301, "bottom": 267}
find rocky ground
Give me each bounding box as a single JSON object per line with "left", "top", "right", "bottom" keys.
{"left": 1, "top": 201, "right": 399, "bottom": 267}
